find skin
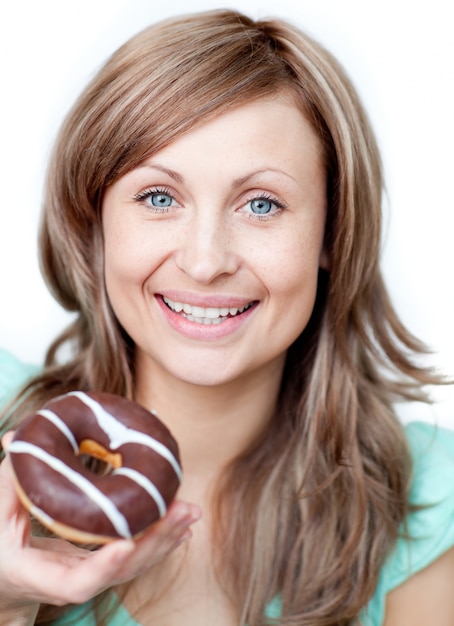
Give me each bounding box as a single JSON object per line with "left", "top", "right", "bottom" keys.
{"left": 102, "top": 94, "right": 328, "bottom": 395}
{"left": 383, "top": 546, "right": 454, "bottom": 625}
{"left": 1, "top": 94, "right": 453, "bottom": 624}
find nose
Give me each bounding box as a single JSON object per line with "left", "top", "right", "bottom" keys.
{"left": 174, "top": 212, "right": 240, "bottom": 284}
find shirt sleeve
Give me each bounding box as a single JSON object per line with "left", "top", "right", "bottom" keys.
{"left": 0, "top": 349, "right": 40, "bottom": 416}
{"left": 362, "top": 420, "right": 454, "bottom": 625}
{"left": 48, "top": 594, "right": 139, "bottom": 625}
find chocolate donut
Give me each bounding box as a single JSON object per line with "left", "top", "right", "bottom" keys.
{"left": 8, "top": 391, "right": 182, "bottom": 543}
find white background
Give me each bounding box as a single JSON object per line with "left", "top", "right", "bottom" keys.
{"left": 0, "top": 0, "right": 452, "bottom": 425}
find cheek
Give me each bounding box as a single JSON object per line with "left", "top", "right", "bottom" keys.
{"left": 104, "top": 239, "right": 137, "bottom": 293}
{"left": 256, "top": 227, "right": 324, "bottom": 347}
{"left": 257, "top": 229, "right": 323, "bottom": 298}
{"left": 103, "top": 218, "right": 161, "bottom": 290}
{"left": 274, "top": 257, "right": 320, "bottom": 324}
{"left": 102, "top": 230, "right": 160, "bottom": 335}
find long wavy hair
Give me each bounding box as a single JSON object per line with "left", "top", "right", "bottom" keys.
{"left": 1, "top": 9, "right": 441, "bottom": 625}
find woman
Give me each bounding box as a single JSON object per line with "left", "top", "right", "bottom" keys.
{"left": 1, "top": 9, "right": 453, "bottom": 626}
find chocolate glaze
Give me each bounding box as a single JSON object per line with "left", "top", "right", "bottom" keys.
{"left": 9, "top": 392, "right": 182, "bottom": 539}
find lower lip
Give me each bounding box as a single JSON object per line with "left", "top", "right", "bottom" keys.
{"left": 156, "top": 296, "right": 257, "bottom": 341}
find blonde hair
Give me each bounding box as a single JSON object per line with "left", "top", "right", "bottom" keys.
{"left": 2, "top": 9, "right": 441, "bottom": 625}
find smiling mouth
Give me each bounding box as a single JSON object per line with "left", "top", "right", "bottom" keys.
{"left": 162, "top": 296, "right": 254, "bottom": 325}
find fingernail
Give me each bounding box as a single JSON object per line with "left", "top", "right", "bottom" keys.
{"left": 180, "top": 511, "right": 201, "bottom": 530}
{"left": 184, "top": 504, "right": 202, "bottom": 523}
{"left": 169, "top": 504, "right": 201, "bottom": 526}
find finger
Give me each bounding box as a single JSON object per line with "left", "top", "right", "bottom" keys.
{"left": 5, "top": 500, "right": 200, "bottom": 606}
{"left": 149, "top": 500, "right": 201, "bottom": 542}
{"left": 57, "top": 501, "right": 202, "bottom": 599}
{"left": 131, "top": 500, "right": 201, "bottom": 561}
{"left": 94, "top": 502, "right": 200, "bottom": 568}
{"left": 0, "top": 452, "right": 17, "bottom": 517}
{"left": 1, "top": 430, "right": 15, "bottom": 451}
{"left": 31, "top": 536, "right": 93, "bottom": 560}
{"left": 0, "top": 452, "right": 32, "bottom": 546}
{"left": 4, "top": 549, "right": 99, "bottom": 606}
{"left": 11, "top": 539, "right": 135, "bottom": 605}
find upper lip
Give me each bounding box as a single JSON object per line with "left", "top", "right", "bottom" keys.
{"left": 157, "top": 291, "right": 256, "bottom": 309}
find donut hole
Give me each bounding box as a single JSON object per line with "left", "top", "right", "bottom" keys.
{"left": 78, "top": 439, "right": 122, "bottom": 476}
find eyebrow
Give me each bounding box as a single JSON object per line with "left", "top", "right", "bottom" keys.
{"left": 143, "top": 163, "right": 298, "bottom": 187}
{"left": 233, "top": 168, "right": 298, "bottom": 186}
{"left": 143, "top": 163, "right": 184, "bottom": 184}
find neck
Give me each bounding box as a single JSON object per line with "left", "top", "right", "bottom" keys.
{"left": 134, "top": 357, "right": 284, "bottom": 479}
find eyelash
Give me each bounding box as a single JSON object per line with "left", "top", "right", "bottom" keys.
{"left": 133, "top": 187, "right": 175, "bottom": 212}
{"left": 243, "top": 193, "right": 287, "bottom": 221}
{"left": 133, "top": 187, "right": 287, "bottom": 220}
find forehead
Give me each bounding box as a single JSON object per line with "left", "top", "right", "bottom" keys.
{"left": 139, "top": 94, "right": 324, "bottom": 176}
{"left": 103, "top": 94, "right": 327, "bottom": 221}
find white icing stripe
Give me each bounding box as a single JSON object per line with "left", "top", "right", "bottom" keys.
{"left": 9, "top": 440, "right": 132, "bottom": 539}
{"left": 29, "top": 503, "right": 56, "bottom": 527}
{"left": 113, "top": 467, "right": 167, "bottom": 518}
{"left": 37, "top": 409, "right": 79, "bottom": 454}
{"left": 69, "top": 392, "right": 182, "bottom": 482}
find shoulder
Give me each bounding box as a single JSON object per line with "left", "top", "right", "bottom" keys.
{"left": 362, "top": 420, "right": 454, "bottom": 625}
{"left": 382, "top": 543, "right": 454, "bottom": 625}
{"left": 0, "top": 348, "right": 40, "bottom": 411}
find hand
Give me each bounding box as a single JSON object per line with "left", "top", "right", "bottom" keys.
{"left": 0, "top": 432, "right": 201, "bottom": 622}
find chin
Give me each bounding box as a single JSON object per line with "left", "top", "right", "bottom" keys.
{"left": 170, "top": 369, "right": 240, "bottom": 388}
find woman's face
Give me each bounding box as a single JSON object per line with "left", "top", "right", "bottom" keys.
{"left": 102, "top": 94, "right": 328, "bottom": 388}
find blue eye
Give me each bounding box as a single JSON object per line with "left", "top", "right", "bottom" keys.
{"left": 150, "top": 193, "right": 173, "bottom": 207}
{"left": 250, "top": 198, "right": 273, "bottom": 214}
{"left": 133, "top": 187, "right": 177, "bottom": 211}
{"left": 244, "top": 195, "right": 286, "bottom": 220}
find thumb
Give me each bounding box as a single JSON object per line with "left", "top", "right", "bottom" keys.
{"left": 0, "top": 435, "right": 32, "bottom": 544}
{"left": 1, "top": 430, "right": 15, "bottom": 452}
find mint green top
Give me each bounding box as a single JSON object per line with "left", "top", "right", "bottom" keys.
{"left": 1, "top": 348, "right": 454, "bottom": 626}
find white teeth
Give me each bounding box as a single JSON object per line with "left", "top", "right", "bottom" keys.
{"left": 163, "top": 297, "right": 252, "bottom": 324}
{"left": 185, "top": 315, "right": 224, "bottom": 325}
{"left": 191, "top": 305, "right": 205, "bottom": 318}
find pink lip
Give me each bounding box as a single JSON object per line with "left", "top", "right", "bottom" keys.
{"left": 155, "top": 294, "right": 258, "bottom": 341}
{"left": 158, "top": 289, "right": 253, "bottom": 309}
